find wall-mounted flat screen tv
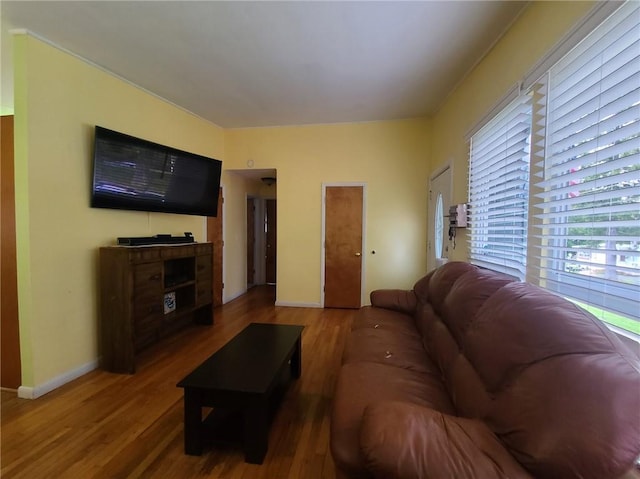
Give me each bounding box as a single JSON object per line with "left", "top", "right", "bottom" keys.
{"left": 91, "top": 126, "right": 222, "bottom": 217}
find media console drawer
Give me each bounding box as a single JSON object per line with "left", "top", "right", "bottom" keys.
{"left": 100, "top": 243, "right": 214, "bottom": 373}
{"left": 129, "top": 248, "right": 160, "bottom": 262}
{"left": 161, "top": 245, "right": 196, "bottom": 259}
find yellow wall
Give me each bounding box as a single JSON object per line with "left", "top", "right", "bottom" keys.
{"left": 224, "top": 119, "right": 431, "bottom": 306}
{"left": 430, "top": 1, "right": 595, "bottom": 261}
{"left": 14, "top": 34, "right": 224, "bottom": 389}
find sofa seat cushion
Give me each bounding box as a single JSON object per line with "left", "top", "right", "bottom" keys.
{"left": 351, "top": 306, "right": 421, "bottom": 339}
{"left": 360, "top": 401, "right": 533, "bottom": 479}
{"left": 342, "top": 327, "right": 432, "bottom": 374}
{"left": 331, "top": 362, "right": 455, "bottom": 478}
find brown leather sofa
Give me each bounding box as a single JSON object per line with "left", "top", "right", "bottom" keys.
{"left": 330, "top": 261, "right": 640, "bottom": 479}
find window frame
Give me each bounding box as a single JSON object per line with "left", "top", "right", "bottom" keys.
{"left": 468, "top": 94, "right": 533, "bottom": 280}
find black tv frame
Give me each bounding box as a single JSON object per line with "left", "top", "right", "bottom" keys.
{"left": 91, "top": 126, "right": 222, "bottom": 217}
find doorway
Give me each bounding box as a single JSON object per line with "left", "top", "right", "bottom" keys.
{"left": 246, "top": 197, "right": 276, "bottom": 288}
{"left": 428, "top": 165, "right": 452, "bottom": 272}
{"left": 323, "top": 184, "right": 364, "bottom": 309}
{"left": 247, "top": 198, "right": 255, "bottom": 287}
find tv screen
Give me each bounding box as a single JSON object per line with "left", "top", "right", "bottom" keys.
{"left": 91, "top": 126, "right": 222, "bottom": 217}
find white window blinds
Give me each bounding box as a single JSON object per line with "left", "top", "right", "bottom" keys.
{"left": 531, "top": 1, "right": 640, "bottom": 326}
{"left": 469, "top": 95, "right": 532, "bottom": 279}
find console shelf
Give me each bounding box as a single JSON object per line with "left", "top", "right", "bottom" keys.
{"left": 99, "top": 242, "right": 213, "bottom": 373}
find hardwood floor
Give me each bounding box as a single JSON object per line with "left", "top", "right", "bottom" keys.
{"left": 1, "top": 286, "right": 355, "bottom": 478}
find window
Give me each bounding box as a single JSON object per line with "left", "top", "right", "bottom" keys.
{"left": 467, "top": 1, "right": 639, "bottom": 337}
{"left": 531, "top": 1, "right": 640, "bottom": 335}
{"left": 468, "top": 95, "right": 532, "bottom": 279}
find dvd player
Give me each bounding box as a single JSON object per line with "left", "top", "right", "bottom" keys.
{"left": 117, "top": 233, "right": 195, "bottom": 246}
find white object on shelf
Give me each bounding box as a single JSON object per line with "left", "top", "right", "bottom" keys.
{"left": 164, "top": 292, "right": 176, "bottom": 314}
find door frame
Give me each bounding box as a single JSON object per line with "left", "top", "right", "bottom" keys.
{"left": 205, "top": 185, "right": 225, "bottom": 304}
{"left": 320, "top": 182, "right": 367, "bottom": 308}
{"left": 246, "top": 196, "right": 268, "bottom": 286}
{"left": 428, "top": 163, "right": 453, "bottom": 272}
{"left": 264, "top": 198, "right": 277, "bottom": 285}
{"left": 246, "top": 196, "right": 256, "bottom": 288}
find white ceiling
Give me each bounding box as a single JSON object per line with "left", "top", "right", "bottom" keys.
{"left": 1, "top": 1, "right": 527, "bottom": 128}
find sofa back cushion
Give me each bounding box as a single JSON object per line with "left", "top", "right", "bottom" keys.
{"left": 441, "top": 267, "right": 516, "bottom": 344}
{"left": 412, "top": 269, "right": 434, "bottom": 304}
{"left": 463, "top": 281, "right": 640, "bottom": 479}
{"left": 415, "top": 262, "right": 516, "bottom": 419}
{"left": 424, "top": 262, "right": 477, "bottom": 314}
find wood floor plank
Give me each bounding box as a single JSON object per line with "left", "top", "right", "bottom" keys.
{"left": 0, "top": 286, "right": 353, "bottom": 478}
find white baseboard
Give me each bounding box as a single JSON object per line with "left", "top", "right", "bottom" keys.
{"left": 275, "top": 301, "right": 322, "bottom": 308}
{"left": 17, "top": 359, "right": 99, "bottom": 399}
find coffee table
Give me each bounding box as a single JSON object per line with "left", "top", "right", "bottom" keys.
{"left": 176, "top": 323, "right": 304, "bottom": 464}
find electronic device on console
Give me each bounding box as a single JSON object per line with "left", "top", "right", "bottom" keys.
{"left": 117, "top": 232, "right": 195, "bottom": 246}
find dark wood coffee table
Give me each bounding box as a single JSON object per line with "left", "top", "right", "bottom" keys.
{"left": 176, "top": 323, "right": 304, "bottom": 464}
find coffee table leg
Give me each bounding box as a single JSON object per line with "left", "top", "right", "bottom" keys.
{"left": 290, "top": 336, "right": 302, "bottom": 379}
{"left": 244, "top": 398, "right": 268, "bottom": 464}
{"left": 183, "top": 388, "right": 203, "bottom": 455}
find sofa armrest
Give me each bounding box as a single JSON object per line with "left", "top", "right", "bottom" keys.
{"left": 369, "top": 289, "right": 417, "bottom": 315}
{"left": 359, "top": 401, "right": 532, "bottom": 479}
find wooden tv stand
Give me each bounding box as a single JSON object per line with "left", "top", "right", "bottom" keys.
{"left": 99, "top": 242, "right": 213, "bottom": 373}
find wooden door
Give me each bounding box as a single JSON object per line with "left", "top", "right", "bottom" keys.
{"left": 247, "top": 198, "right": 255, "bottom": 287}
{"left": 324, "top": 186, "right": 363, "bottom": 308}
{"left": 265, "top": 199, "right": 277, "bottom": 284}
{"left": 206, "top": 188, "right": 223, "bottom": 306}
{"left": 1, "top": 115, "right": 21, "bottom": 389}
